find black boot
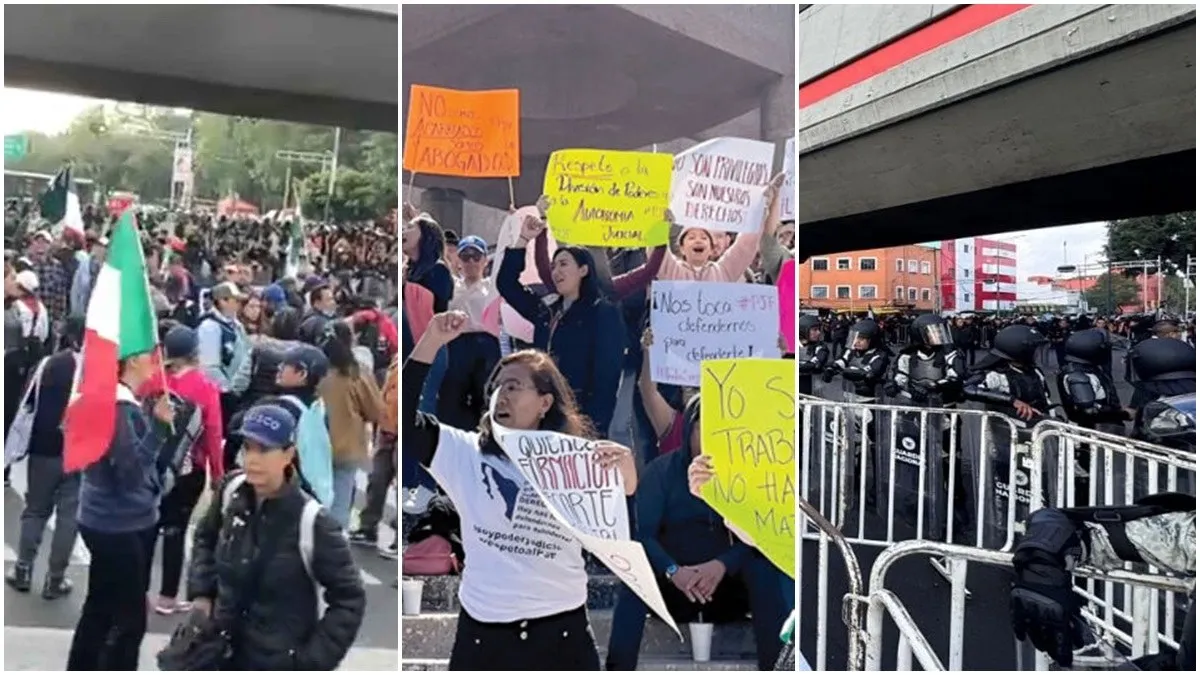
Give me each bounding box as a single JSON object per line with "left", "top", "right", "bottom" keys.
{"left": 42, "top": 575, "right": 73, "bottom": 600}
{"left": 5, "top": 563, "right": 32, "bottom": 592}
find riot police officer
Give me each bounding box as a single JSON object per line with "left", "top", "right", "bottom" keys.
{"left": 886, "top": 313, "right": 965, "bottom": 407}
{"left": 823, "top": 318, "right": 890, "bottom": 401}
{"left": 1128, "top": 334, "right": 1195, "bottom": 409}
{"left": 1056, "top": 328, "right": 1128, "bottom": 431}
{"left": 796, "top": 314, "right": 830, "bottom": 396}
{"left": 962, "top": 324, "right": 1053, "bottom": 424}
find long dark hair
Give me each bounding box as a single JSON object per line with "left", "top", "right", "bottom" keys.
{"left": 405, "top": 216, "right": 445, "bottom": 283}
{"left": 477, "top": 349, "right": 595, "bottom": 455}
{"left": 551, "top": 246, "right": 600, "bottom": 302}
{"left": 320, "top": 320, "right": 359, "bottom": 378}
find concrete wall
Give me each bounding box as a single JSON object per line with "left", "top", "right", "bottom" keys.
{"left": 798, "top": 4, "right": 956, "bottom": 84}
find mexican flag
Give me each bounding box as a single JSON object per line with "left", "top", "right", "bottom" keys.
{"left": 63, "top": 211, "right": 160, "bottom": 471}
{"left": 39, "top": 165, "right": 85, "bottom": 236}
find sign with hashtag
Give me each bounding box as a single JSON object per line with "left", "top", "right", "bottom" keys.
{"left": 700, "top": 358, "right": 795, "bottom": 578}
{"left": 648, "top": 281, "right": 781, "bottom": 386}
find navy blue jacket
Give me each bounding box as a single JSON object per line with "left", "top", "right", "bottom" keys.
{"left": 496, "top": 248, "right": 625, "bottom": 432}
{"left": 78, "top": 388, "right": 163, "bottom": 532}
{"left": 636, "top": 448, "right": 752, "bottom": 577}
{"left": 28, "top": 349, "right": 76, "bottom": 458}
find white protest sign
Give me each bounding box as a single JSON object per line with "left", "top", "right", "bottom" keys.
{"left": 670, "top": 137, "right": 775, "bottom": 235}
{"left": 490, "top": 394, "right": 680, "bottom": 637}
{"left": 649, "top": 281, "right": 781, "bottom": 387}
{"left": 780, "top": 137, "right": 796, "bottom": 222}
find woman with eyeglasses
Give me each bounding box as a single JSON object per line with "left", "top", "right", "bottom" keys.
{"left": 404, "top": 310, "right": 637, "bottom": 670}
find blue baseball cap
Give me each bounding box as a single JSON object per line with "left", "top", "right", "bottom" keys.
{"left": 163, "top": 325, "right": 199, "bottom": 361}
{"left": 457, "top": 235, "right": 487, "bottom": 255}
{"left": 262, "top": 283, "right": 287, "bottom": 308}
{"left": 281, "top": 344, "right": 329, "bottom": 382}
{"left": 238, "top": 404, "right": 296, "bottom": 449}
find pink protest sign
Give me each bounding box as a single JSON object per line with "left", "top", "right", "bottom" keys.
{"left": 777, "top": 259, "right": 796, "bottom": 353}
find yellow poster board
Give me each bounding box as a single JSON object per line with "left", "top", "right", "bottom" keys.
{"left": 542, "top": 149, "right": 672, "bottom": 247}
{"left": 699, "top": 358, "right": 795, "bottom": 578}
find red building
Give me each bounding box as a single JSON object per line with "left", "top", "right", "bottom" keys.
{"left": 939, "top": 237, "right": 1018, "bottom": 311}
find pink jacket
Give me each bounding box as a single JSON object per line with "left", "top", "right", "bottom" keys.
{"left": 655, "top": 225, "right": 761, "bottom": 283}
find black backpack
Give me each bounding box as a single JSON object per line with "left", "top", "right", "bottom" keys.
{"left": 152, "top": 392, "right": 204, "bottom": 493}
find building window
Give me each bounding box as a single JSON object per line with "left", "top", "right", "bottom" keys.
{"left": 859, "top": 257, "right": 877, "bottom": 271}
{"left": 810, "top": 285, "right": 829, "bottom": 299}
{"left": 811, "top": 257, "right": 829, "bottom": 271}
{"left": 921, "top": 289, "right": 932, "bottom": 301}
{"left": 907, "top": 260, "right": 918, "bottom": 273}
{"left": 908, "top": 287, "right": 918, "bottom": 301}
{"left": 963, "top": 244, "right": 969, "bottom": 253}
{"left": 962, "top": 268, "right": 970, "bottom": 278}
{"left": 836, "top": 285, "right": 851, "bottom": 299}
{"left": 895, "top": 286, "right": 904, "bottom": 299}
{"left": 858, "top": 285, "right": 877, "bottom": 300}
{"left": 963, "top": 293, "right": 970, "bottom": 303}
{"left": 895, "top": 259, "right": 904, "bottom": 272}
{"left": 836, "top": 257, "right": 851, "bottom": 271}
{"left": 920, "top": 261, "right": 931, "bottom": 274}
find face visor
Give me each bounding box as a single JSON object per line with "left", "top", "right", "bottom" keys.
{"left": 918, "top": 322, "right": 953, "bottom": 347}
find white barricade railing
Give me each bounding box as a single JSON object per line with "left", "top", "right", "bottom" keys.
{"left": 798, "top": 498, "right": 866, "bottom": 671}
{"left": 860, "top": 540, "right": 1193, "bottom": 671}
{"left": 1029, "top": 421, "right": 1197, "bottom": 661}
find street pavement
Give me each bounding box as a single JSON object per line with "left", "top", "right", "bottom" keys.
{"left": 800, "top": 346, "right": 1148, "bottom": 671}
{"left": 3, "top": 461, "right": 399, "bottom": 671}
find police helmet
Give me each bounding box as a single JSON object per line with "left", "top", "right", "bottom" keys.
{"left": 1063, "top": 328, "right": 1112, "bottom": 366}
{"left": 990, "top": 325, "right": 1047, "bottom": 364}
{"left": 1130, "top": 337, "right": 1196, "bottom": 382}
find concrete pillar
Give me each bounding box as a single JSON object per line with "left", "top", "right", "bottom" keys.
{"left": 419, "top": 187, "right": 465, "bottom": 237}
{"left": 760, "top": 75, "right": 794, "bottom": 170}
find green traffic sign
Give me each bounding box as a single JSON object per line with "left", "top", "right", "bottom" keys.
{"left": 4, "top": 135, "right": 29, "bottom": 161}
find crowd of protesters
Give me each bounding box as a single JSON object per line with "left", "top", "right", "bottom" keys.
{"left": 400, "top": 176, "right": 797, "bottom": 670}
{"left": 4, "top": 196, "right": 399, "bottom": 670}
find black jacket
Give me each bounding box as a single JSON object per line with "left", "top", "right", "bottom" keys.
{"left": 188, "top": 473, "right": 365, "bottom": 671}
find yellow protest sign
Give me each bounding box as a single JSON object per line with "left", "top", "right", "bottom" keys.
{"left": 542, "top": 149, "right": 672, "bottom": 247}
{"left": 699, "top": 358, "right": 795, "bottom": 577}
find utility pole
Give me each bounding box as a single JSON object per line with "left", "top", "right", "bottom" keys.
{"left": 323, "top": 127, "right": 342, "bottom": 223}
{"left": 1155, "top": 256, "right": 1163, "bottom": 316}
{"left": 275, "top": 150, "right": 331, "bottom": 211}
{"left": 1107, "top": 260, "right": 1114, "bottom": 315}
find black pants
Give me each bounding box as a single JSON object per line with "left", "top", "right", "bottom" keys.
{"left": 67, "top": 525, "right": 157, "bottom": 671}
{"left": 157, "top": 470, "right": 206, "bottom": 598}
{"left": 449, "top": 605, "right": 600, "bottom": 671}
{"left": 359, "top": 432, "right": 396, "bottom": 535}
{"left": 221, "top": 392, "right": 244, "bottom": 471}
{"left": 437, "top": 332, "right": 501, "bottom": 431}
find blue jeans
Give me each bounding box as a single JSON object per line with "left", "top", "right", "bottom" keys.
{"left": 329, "top": 463, "right": 359, "bottom": 529}
{"left": 403, "top": 346, "right": 445, "bottom": 491}
{"left": 605, "top": 551, "right": 791, "bottom": 670}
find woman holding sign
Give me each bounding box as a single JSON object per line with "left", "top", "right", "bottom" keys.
{"left": 496, "top": 215, "right": 626, "bottom": 435}
{"left": 403, "top": 310, "right": 637, "bottom": 670}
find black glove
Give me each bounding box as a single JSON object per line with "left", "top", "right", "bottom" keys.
{"left": 882, "top": 382, "right": 901, "bottom": 397}
{"left": 1011, "top": 547, "right": 1087, "bottom": 666}
{"left": 821, "top": 368, "right": 836, "bottom": 384}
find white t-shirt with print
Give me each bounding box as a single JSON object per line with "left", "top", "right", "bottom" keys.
{"left": 429, "top": 424, "right": 587, "bottom": 622}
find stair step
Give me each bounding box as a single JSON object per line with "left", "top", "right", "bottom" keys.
{"left": 404, "top": 573, "right": 624, "bottom": 611}
{"left": 401, "top": 656, "right": 756, "bottom": 671}
{"left": 401, "top": 610, "right": 756, "bottom": 660}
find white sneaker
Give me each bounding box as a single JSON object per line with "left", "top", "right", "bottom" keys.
{"left": 402, "top": 485, "right": 436, "bottom": 515}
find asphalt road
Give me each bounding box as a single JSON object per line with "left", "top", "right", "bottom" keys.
{"left": 799, "top": 346, "right": 1152, "bottom": 671}
{"left": 3, "top": 460, "right": 399, "bottom": 671}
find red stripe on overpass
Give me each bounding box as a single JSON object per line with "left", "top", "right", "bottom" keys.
{"left": 799, "top": 4, "right": 1031, "bottom": 108}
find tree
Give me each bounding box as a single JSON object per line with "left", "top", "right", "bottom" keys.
{"left": 1083, "top": 272, "right": 1139, "bottom": 314}
{"left": 1159, "top": 274, "right": 1189, "bottom": 314}
{"left": 301, "top": 169, "right": 390, "bottom": 223}
{"left": 1105, "top": 213, "right": 1196, "bottom": 275}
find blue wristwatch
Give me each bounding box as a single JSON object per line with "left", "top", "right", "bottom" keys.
{"left": 665, "top": 564, "right": 679, "bottom": 579}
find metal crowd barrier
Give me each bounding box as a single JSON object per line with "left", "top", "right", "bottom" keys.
{"left": 797, "top": 498, "right": 865, "bottom": 671}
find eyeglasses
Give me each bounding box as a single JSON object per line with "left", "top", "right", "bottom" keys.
{"left": 491, "top": 379, "right": 537, "bottom": 397}
{"left": 459, "top": 251, "right": 484, "bottom": 262}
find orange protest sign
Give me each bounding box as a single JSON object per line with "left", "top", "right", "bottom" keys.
{"left": 403, "top": 85, "right": 520, "bottom": 178}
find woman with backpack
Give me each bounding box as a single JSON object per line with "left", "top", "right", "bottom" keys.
{"left": 140, "top": 324, "right": 225, "bottom": 616}
{"left": 178, "top": 403, "right": 365, "bottom": 670}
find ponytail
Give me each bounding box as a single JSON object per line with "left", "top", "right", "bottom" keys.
{"left": 286, "top": 451, "right": 319, "bottom": 501}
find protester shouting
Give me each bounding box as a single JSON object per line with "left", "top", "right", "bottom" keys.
{"left": 438, "top": 234, "right": 502, "bottom": 431}
{"left": 496, "top": 214, "right": 626, "bottom": 434}
{"left": 404, "top": 310, "right": 637, "bottom": 670}
{"left": 66, "top": 348, "right": 173, "bottom": 671}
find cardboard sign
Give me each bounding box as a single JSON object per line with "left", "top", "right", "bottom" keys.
{"left": 670, "top": 137, "right": 774, "bottom": 235}
{"left": 700, "top": 359, "right": 796, "bottom": 577}
{"left": 542, "top": 149, "right": 672, "bottom": 247}
{"left": 780, "top": 137, "right": 796, "bottom": 222}
{"left": 403, "top": 85, "right": 520, "bottom": 178}
{"left": 491, "top": 396, "right": 680, "bottom": 637}
{"left": 778, "top": 259, "right": 796, "bottom": 353}
{"left": 649, "top": 281, "right": 781, "bottom": 386}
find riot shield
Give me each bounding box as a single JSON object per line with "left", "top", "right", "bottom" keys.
{"left": 874, "top": 399, "right": 949, "bottom": 541}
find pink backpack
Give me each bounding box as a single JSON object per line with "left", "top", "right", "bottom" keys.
{"left": 402, "top": 535, "right": 460, "bottom": 576}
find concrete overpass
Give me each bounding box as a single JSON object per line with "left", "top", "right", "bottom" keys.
{"left": 402, "top": 4, "right": 794, "bottom": 231}
{"left": 3, "top": 4, "right": 397, "bottom": 131}
{"left": 798, "top": 4, "right": 1196, "bottom": 256}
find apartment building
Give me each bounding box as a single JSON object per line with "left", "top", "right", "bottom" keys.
{"left": 799, "top": 244, "right": 939, "bottom": 311}
{"left": 939, "top": 237, "right": 1019, "bottom": 311}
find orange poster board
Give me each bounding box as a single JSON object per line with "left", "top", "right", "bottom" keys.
{"left": 403, "top": 85, "right": 520, "bottom": 178}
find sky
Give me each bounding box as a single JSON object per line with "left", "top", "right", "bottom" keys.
{"left": 4, "top": 88, "right": 1113, "bottom": 297}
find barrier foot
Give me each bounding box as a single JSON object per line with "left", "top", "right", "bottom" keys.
{"left": 929, "top": 556, "right": 971, "bottom": 598}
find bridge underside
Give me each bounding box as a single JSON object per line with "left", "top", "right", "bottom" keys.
{"left": 3, "top": 4, "right": 398, "bottom": 131}
{"left": 797, "top": 23, "right": 1197, "bottom": 256}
